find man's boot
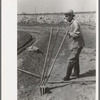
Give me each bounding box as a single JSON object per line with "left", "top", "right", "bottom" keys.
{"left": 71, "top": 59, "right": 80, "bottom": 78}
{"left": 63, "top": 62, "right": 73, "bottom": 81}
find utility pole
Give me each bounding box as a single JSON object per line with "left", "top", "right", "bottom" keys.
{"left": 35, "top": 7, "right": 36, "bottom": 14}
{"left": 35, "top": 7, "right": 37, "bottom": 23}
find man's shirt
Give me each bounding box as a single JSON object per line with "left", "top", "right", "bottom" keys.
{"left": 67, "top": 19, "right": 85, "bottom": 50}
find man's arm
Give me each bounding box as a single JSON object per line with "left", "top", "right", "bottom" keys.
{"left": 69, "top": 21, "right": 80, "bottom": 38}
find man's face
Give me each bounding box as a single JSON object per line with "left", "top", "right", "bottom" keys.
{"left": 65, "top": 14, "right": 73, "bottom": 22}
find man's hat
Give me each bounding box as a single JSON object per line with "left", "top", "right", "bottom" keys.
{"left": 65, "top": 10, "right": 75, "bottom": 17}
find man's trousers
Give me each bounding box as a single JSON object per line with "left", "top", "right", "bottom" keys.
{"left": 66, "top": 47, "right": 83, "bottom": 78}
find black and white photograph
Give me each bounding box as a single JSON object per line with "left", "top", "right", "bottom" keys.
{"left": 17, "top": 0, "right": 97, "bottom": 100}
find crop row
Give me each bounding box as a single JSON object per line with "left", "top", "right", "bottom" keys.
{"left": 18, "top": 12, "right": 96, "bottom": 26}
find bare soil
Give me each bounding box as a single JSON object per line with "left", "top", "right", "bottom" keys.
{"left": 18, "top": 25, "right": 96, "bottom": 100}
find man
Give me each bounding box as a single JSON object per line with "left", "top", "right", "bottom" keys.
{"left": 63, "top": 10, "right": 85, "bottom": 81}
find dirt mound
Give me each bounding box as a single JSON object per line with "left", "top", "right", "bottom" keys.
{"left": 18, "top": 31, "right": 36, "bottom": 54}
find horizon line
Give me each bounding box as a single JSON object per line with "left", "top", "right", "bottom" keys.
{"left": 18, "top": 11, "right": 96, "bottom": 15}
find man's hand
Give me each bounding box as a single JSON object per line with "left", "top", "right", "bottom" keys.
{"left": 69, "top": 32, "right": 74, "bottom": 36}
{"left": 69, "top": 32, "right": 79, "bottom": 37}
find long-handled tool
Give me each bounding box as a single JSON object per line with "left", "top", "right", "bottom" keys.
{"left": 39, "top": 28, "right": 54, "bottom": 87}
{"left": 39, "top": 30, "right": 68, "bottom": 96}
{"left": 39, "top": 29, "right": 60, "bottom": 96}
{"left": 40, "top": 29, "right": 60, "bottom": 86}
{"left": 42, "top": 29, "right": 60, "bottom": 83}
{"left": 43, "top": 30, "right": 69, "bottom": 86}
{"left": 39, "top": 28, "right": 54, "bottom": 96}
{"left": 18, "top": 68, "right": 41, "bottom": 78}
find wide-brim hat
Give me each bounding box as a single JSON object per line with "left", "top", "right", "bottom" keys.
{"left": 65, "top": 10, "right": 75, "bottom": 17}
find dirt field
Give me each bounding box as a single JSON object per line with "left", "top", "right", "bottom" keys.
{"left": 18, "top": 25, "right": 96, "bottom": 100}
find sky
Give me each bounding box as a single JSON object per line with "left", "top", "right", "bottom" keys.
{"left": 18, "top": 0, "right": 96, "bottom": 14}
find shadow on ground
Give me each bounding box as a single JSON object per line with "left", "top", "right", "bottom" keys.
{"left": 80, "top": 69, "right": 95, "bottom": 78}
{"left": 44, "top": 79, "right": 95, "bottom": 94}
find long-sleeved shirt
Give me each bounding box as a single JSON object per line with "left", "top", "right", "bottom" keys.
{"left": 67, "top": 19, "right": 85, "bottom": 50}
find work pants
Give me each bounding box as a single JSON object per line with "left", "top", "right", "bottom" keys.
{"left": 66, "top": 47, "right": 83, "bottom": 78}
